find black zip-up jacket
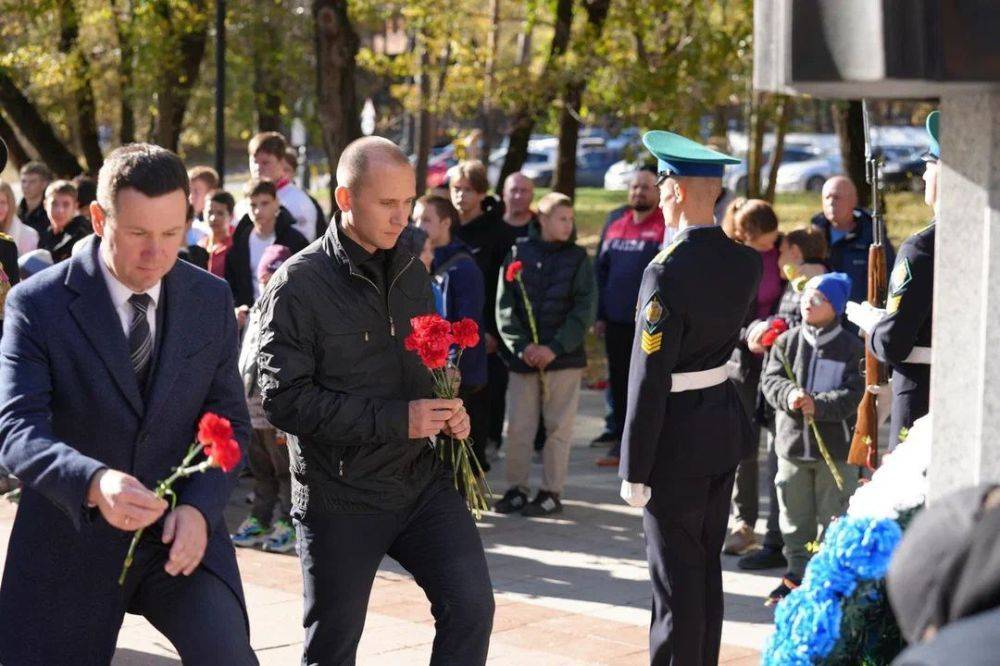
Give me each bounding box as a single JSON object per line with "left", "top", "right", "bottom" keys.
{"left": 455, "top": 195, "right": 516, "bottom": 339}
{"left": 255, "top": 216, "right": 442, "bottom": 514}
{"left": 225, "top": 208, "right": 309, "bottom": 307}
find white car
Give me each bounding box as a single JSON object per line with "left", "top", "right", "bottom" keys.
{"left": 725, "top": 145, "right": 840, "bottom": 193}
{"left": 603, "top": 159, "right": 643, "bottom": 190}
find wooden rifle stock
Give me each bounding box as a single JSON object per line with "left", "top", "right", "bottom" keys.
{"left": 847, "top": 244, "right": 888, "bottom": 469}
{"left": 847, "top": 243, "right": 888, "bottom": 470}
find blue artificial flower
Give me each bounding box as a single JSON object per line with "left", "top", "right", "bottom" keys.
{"left": 824, "top": 516, "right": 902, "bottom": 580}
{"left": 802, "top": 548, "right": 858, "bottom": 597}
{"left": 764, "top": 587, "right": 842, "bottom": 663}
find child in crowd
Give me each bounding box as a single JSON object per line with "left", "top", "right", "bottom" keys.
{"left": 200, "top": 190, "right": 235, "bottom": 279}
{"left": 232, "top": 244, "right": 295, "bottom": 553}
{"left": 494, "top": 192, "right": 595, "bottom": 517}
{"left": 760, "top": 272, "right": 864, "bottom": 603}
{"left": 39, "top": 180, "right": 90, "bottom": 263}
{"left": 411, "top": 196, "right": 489, "bottom": 469}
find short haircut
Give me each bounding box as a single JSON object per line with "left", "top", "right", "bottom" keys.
{"left": 416, "top": 194, "right": 461, "bottom": 234}
{"left": 784, "top": 226, "right": 828, "bottom": 261}
{"left": 537, "top": 192, "right": 573, "bottom": 217}
{"left": 283, "top": 147, "right": 299, "bottom": 171}
{"left": 336, "top": 136, "right": 411, "bottom": 191}
{"left": 637, "top": 164, "right": 658, "bottom": 176}
{"left": 188, "top": 165, "right": 220, "bottom": 189}
{"left": 45, "top": 179, "right": 78, "bottom": 201}
{"left": 96, "top": 144, "right": 189, "bottom": 216}
{"left": 724, "top": 197, "right": 778, "bottom": 241}
{"left": 20, "top": 161, "right": 52, "bottom": 181}
{"left": 248, "top": 132, "right": 287, "bottom": 159}
{"left": 397, "top": 224, "right": 429, "bottom": 258}
{"left": 244, "top": 178, "right": 278, "bottom": 199}
{"left": 72, "top": 175, "right": 97, "bottom": 207}
{"left": 209, "top": 189, "right": 236, "bottom": 216}
{"left": 447, "top": 160, "right": 489, "bottom": 194}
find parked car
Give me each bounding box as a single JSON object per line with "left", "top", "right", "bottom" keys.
{"left": 488, "top": 137, "right": 616, "bottom": 188}
{"left": 726, "top": 145, "right": 841, "bottom": 194}
{"left": 879, "top": 145, "right": 927, "bottom": 192}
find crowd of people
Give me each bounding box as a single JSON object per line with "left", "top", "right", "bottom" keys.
{"left": 0, "top": 128, "right": 903, "bottom": 586}
{"left": 0, "top": 109, "right": 947, "bottom": 665}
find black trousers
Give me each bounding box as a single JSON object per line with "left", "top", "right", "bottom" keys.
{"left": 643, "top": 469, "right": 737, "bottom": 666}
{"left": 0, "top": 538, "right": 255, "bottom": 665}
{"left": 486, "top": 352, "right": 509, "bottom": 446}
{"left": 605, "top": 321, "right": 635, "bottom": 455}
{"left": 296, "top": 479, "right": 495, "bottom": 666}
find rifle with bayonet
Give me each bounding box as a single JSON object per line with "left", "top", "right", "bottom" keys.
{"left": 847, "top": 100, "right": 888, "bottom": 470}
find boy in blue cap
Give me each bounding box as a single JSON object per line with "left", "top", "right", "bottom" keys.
{"left": 761, "top": 272, "right": 865, "bottom": 604}
{"left": 618, "top": 130, "right": 761, "bottom": 664}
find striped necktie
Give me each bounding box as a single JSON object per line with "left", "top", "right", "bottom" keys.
{"left": 128, "top": 293, "right": 153, "bottom": 388}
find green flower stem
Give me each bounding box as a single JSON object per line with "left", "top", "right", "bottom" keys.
{"left": 514, "top": 275, "right": 548, "bottom": 401}
{"left": 118, "top": 443, "right": 209, "bottom": 586}
{"left": 775, "top": 347, "right": 846, "bottom": 492}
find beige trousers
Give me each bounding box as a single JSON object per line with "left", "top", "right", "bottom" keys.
{"left": 505, "top": 368, "right": 583, "bottom": 496}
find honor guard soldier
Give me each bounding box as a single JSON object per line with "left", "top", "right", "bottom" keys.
{"left": 619, "top": 131, "right": 762, "bottom": 665}
{"left": 847, "top": 110, "right": 939, "bottom": 449}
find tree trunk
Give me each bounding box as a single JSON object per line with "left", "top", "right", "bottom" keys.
{"left": 113, "top": 1, "right": 136, "bottom": 144}
{"left": 833, "top": 100, "right": 870, "bottom": 206}
{"left": 0, "top": 69, "right": 82, "bottom": 176}
{"left": 551, "top": 0, "right": 611, "bottom": 197}
{"left": 763, "top": 95, "right": 792, "bottom": 203}
{"left": 57, "top": 0, "right": 103, "bottom": 173}
{"left": 480, "top": 0, "right": 501, "bottom": 160}
{"left": 746, "top": 92, "right": 767, "bottom": 198}
{"left": 313, "top": 0, "right": 362, "bottom": 208}
{"left": 0, "top": 112, "right": 31, "bottom": 169}
{"left": 497, "top": 0, "right": 573, "bottom": 190}
{"left": 252, "top": 0, "right": 283, "bottom": 133}
{"left": 414, "top": 37, "right": 433, "bottom": 194}
{"left": 154, "top": 0, "right": 210, "bottom": 152}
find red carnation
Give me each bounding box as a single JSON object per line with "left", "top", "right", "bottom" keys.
{"left": 505, "top": 260, "right": 523, "bottom": 283}
{"left": 405, "top": 314, "right": 455, "bottom": 369}
{"left": 197, "top": 412, "right": 234, "bottom": 450}
{"left": 760, "top": 317, "right": 789, "bottom": 348}
{"left": 451, "top": 318, "right": 480, "bottom": 349}
{"left": 205, "top": 438, "right": 242, "bottom": 472}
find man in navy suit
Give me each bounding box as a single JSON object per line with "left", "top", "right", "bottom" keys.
{"left": 0, "top": 144, "right": 256, "bottom": 665}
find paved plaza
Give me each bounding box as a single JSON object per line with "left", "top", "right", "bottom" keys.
{"left": 0, "top": 389, "right": 774, "bottom": 664}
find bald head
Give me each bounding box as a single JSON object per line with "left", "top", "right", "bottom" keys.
{"left": 336, "top": 136, "right": 412, "bottom": 192}
{"left": 821, "top": 176, "right": 859, "bottom": 230}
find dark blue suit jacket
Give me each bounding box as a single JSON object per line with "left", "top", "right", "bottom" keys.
{"left": 0, "top": 236, "right": 251, "bottom": 656}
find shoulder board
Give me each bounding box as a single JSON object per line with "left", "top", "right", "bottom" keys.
{"left": 652, "top": 241, "right": 680, "bottom": 265}
{"left": 0, "top": 232, "right": 12, "bottom": 243}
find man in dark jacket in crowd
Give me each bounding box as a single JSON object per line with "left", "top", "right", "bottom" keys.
{"left": 17, "top": 161, "right": 51, "bottom": 235}
{"left": 450, "top": 160, "right": 519, "bottom": 451}
{"left": 810, "top": 175, "right": 895, "bottom": 309}
{"left": 256, "top": 137, "right": 494, "bottom": 665}
{"left": 225, "top": 179, "right": 308, "bottom": 308}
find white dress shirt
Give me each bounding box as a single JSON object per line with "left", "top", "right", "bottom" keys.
{"left": 98, "top": 251, "right": 161, "bottom": 341}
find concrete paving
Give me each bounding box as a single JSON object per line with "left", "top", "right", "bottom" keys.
{"left": 0, "top": 389, "right": 776, "bottom": 664}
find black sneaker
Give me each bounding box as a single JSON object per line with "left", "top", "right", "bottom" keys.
{"left": 738, "top": 546, "right": 787, "bottom": 571}
{"left": 590, "top": 431, "right": 618, "bottom": 447}
{"left": 522, "top": 491, "right": 563, "bottom": 517}
{"left": 494, "top": 487, "right": 529, "bottom": 514}
{"left": 765, "top": 573, "right": 801, "bottom": 607}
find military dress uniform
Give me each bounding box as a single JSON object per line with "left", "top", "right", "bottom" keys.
{"left": 620, "top": 131, "right": 762, "bottom": 666}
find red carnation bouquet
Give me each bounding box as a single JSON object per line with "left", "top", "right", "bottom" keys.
{"left": 404, "top": 314, "right": 490, "bottom": 517}
{"left": 504, "top": 259, "right": 548, "bottom": 400}
{"left": 118, "top": 413, "right": 242, "bottom": 585}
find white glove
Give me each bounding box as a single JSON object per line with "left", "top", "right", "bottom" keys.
{"left": 846, "top": 300, "right": 887, "bottom": 336}
{"left": 620, "top": 480, "right": 652, "bottom": 508}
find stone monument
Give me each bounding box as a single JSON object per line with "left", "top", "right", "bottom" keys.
{"left": 753, "top": 0, "right": 1000, "bottom": 501}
